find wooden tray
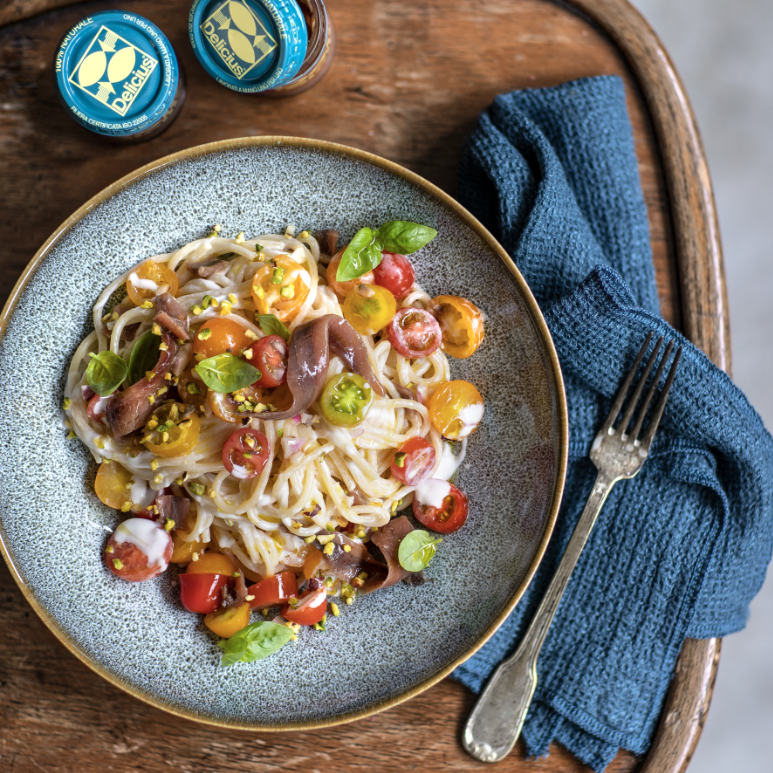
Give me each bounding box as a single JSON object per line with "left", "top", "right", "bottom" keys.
{"left": 0, "top": 0, "right": 726, "bottom": 771}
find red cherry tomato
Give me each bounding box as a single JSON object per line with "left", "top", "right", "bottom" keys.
{"left": 387, "top": 308, "right": 442, "bottom": 359}
{"left": 104, "top": 519, "right": 173, "bottom": 582}
{"left": 373, "top": 252, "right": 415, "bottom": 299}
{"left": 247, "top": 570, "right": 298, "bottom": 608}
{"left": 281, "top": 587, "right": 327, "bottom": 626}
{"left": 412, "top": 481, "right": 469, "bottom": 533}
{"left": 391, "top": 436, "right": 436, "bottom": 486}
{"left": 245, "top": 335, "right": 288, "bottom": 388}
{"left": 87, "top": 393, "right": 111, "bottom": 423}
{"left": 222, "top": 428, "right": 270, "bottom": 479}
{"left": 179, "top": 572, "right": 230, "bottom": 613}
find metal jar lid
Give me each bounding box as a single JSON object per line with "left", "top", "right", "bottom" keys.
{"left": 54, "top": 11, "right": 181, "bottom": 138}
{"left": 188, "top": 0, "right": 308, "bottom": 93}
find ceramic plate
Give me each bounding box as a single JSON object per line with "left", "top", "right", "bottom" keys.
{"left": 0, "top": 138, "right": 567, "bottom": 729}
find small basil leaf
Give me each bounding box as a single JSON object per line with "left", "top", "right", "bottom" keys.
{"left": 195, "top": 353, "right": 261, "bottom": 393}
{"left": 377, "top": 221, "right": 437, "bottom": 254}
{"left": 336, "top": 227, "right": 384, "bottom": 282}
{"left": 217, "top": 621, "right": 294, "bottom": 667}
{"left": 127, "top": 331, "right": 161, "bottom": 385}
{"left": 398, "top": 529, "right": 442, "bottom": 572}
{"left": 255, "top": 314, "right": 291, "bottom": 342}
{"left": 86, "top": 351, "right": 129, "bottom": 397}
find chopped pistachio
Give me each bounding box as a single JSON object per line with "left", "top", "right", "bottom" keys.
{"left": 157, "top": 386, "right": 168, "bottom": 396}
{"left": 146, "top": 371, "right": 156, "bottom": 382}
{"left": 120, "top": 501, "right": 131, "bottom": 513}
{"left": 153, "top": 474, "right": 163, "bottom": 485}
{"left": 317, "top": 534, "right": 335, "bottom": 545}
{"left": 271, "top": 267, "right": 285, "bottom": 285}
{"left": 323, "top": 543, "right": 334, "bottom": 556}
{"left": 63, "top": 397, "right": 72, "bottom": 410}
{"left": 141, "top": 300, "right": 154, "bottom": 310}
{"left": 159, "top": 342, "right": 169, "bottom": 352}
{"left": 164, "top": 518, "right": 175, "bottom": 531}
{"left": 148, "top": 395, "right": 156, "bottom": 405}
{"left": 192, "top": 305, "right": 203, "bottom": 315}
{"left": 298, "top": 230, "right": 310, "bottom": 239}
{"left": 343, "top": 544, "right": 352, "bottom": 553}
{"left": 235, "top": 231, "right": 245, "bottom": 243}
{"left": 279, "top": 285, "right": 294, "bottom": 299}
{"left": 197, "top": 328, "right": 212, "bottom": 340}
{"left": 152, "top": 322, "right": 162, "bottom": 336}
{"left": 106, "top": 545, "right": 114, "bottom": 554}
{"left": 150, "top": 459, "right": 158, "bottom": 471}
{"left": 186, "top": 382, "right": 201, "bottom": 395}
{"left": 277, "top": 428, "right": 284, "bottom": 438}
{"left": 112, "top": 559, "right": 124, "bottom": 570}
{"left": 304, "top": 535, "right": 316, "bottom": 544}
{"left": 243, "top": 349, "right": 253, "bottom": 359}
{"left": 190, "top": 482, "right": 206, "bottom": 496}
{"left": 164, "top": 372, "right": 173, "bottom": 382}
{"left": 345, "top": 597, "right": 353, "bottom": 606}
{"left": 393, "top": 452, "right": 407, "bottom": 468}
{"left": 227, "top": 293, "right": 237, "bottom": 304}
{"left": 220, "top": 301, "right": 232, "bottom": 316}
{"left": 331, "top": 603, "right": 340, "bottom": 617}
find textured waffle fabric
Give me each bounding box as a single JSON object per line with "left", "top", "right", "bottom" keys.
{"left": 452, "top": 75, "right": 773, "bottom": 771}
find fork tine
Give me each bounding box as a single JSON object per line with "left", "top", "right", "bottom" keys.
{"left": 599, "top": 332, "right": 653, "bottom": 435}
{"left": 639, "top": 345, "right": 683, "bottom": 448}
{"left": 629, "top": 340, "right": 674, "bottom": 441}
{"left": 617, "top": 336, "right": 663, "bottom": 437}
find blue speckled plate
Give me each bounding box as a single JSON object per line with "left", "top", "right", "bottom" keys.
{"left": 0, "top": 138, "right": 567, "bottom": 730}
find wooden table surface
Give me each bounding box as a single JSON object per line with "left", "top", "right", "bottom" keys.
{"left": 0, "top": 0, "right": 727, "bottom": 771}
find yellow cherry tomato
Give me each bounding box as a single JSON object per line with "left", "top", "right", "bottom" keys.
{"left": 144, "top": 405, "right": 201, "bottom": 458}
{"left": 326, "top": 250, "right": 375, "bottom": 299}
{"left": 192, "top": 318, "right": 254, "bottom": 358}
{"left": 252, "top": 254, "right": 311, "bottom": 322}
{"left": 126, "top": 260, "right": 179, "bottom": 305}
{"left": 207, "top": 384, "right": 264, "bottom": 423}
{"left": 94, "top": 460, "right": 134, "bottom": 510}
{"left": 342, "top": 284, "right": 397, "bottom": 335}
{"left": 428, "top": 295, "right": 484, "bottom": 359}
{"left": 186, "top": 551, "right": 236, "bottom": 576}
{"left": 428, "top": 380, "right": 484, "bottom": 439}
{"left": 205, "top": 602, "right": 251, "bottom": 638}
{"left": 171, "top": 505, "right": 206, "bottom": 565}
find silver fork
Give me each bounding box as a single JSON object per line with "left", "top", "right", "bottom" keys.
{"left": 463, "top": 332, "right": 683, "bottom": 763}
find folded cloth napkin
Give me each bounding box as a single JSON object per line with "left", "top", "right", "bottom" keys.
{"left": 452, "top": 75, "right": 773, "bottom": 771}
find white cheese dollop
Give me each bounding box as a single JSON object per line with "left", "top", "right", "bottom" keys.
{"left": 114, "top": 518, "right": 170, "bottom": 571}
{"left": 414, "top": 479, "right": 452, "bottom": 509}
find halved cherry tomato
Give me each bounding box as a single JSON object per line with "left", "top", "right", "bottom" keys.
{"left": 282, "top": 587, "right": 327, "bottom": 626}
{"left": 186, "top": 551, "right": 236, "bottom": 575}
{"left": 252, "top": 255, "right": 311, "bottom": 322}
{"left": 177, "top": 368, "right": 207, "bottom": 406}
{"left": 223, "top": 428, "right": 270, "bottom": 479}
{"left": 179, "top": 572, "right": 230, "bottom": 613}
{"left": 192, "top": 318, "right": 254, "bottom": 358}
{"left": 126, "top": 260, "right": 178, "bottom": 305}
{"left": 247, "top": 570, "right": 298, "bottom": 608}
{"left": 302, "top": 547, "right": 328, "bottom": 580}
{"left": 412, "top": 480, "right": 469, "bottom": 533}
{"left": 207, "top": 383, "right": 264, "bottom": 423}
{"left": 87, "top": 393, "right": 111, "bottom": 423}
{"left": 427, "top": 295, "right": 484, "bottom": 359}
{"left": 105, "top": 518, "right": 173, "bottom": 582}
{"left": 95, "top": 460, "right": 134, "bottom": 510}
{"left": 343, "top": 284, "right": 397, "bottom": 335}
{"left": 326, "top": 250, "right": 375, "bottom": 299}
{"left": 171, "top": 506, "right": 205, "bottom": 564}
{"left": 427, "top": 380, "right": 484, "bottom": 439}
{"left": 387, "top": 308, "right": 442, "bottom": 359}
{"left": 391, "top": 437, "right": 436, "bottom": 486}
{"left": 244, "top": 335, "right": 288, "bottom": 388}
{"left": 373, "top": 252, "right": 415, "bottom": 299}
{"left": 205, "top": 602, "right": 251, "bottom": 637}
{"left": 320, "top": 373, "right": 373, "bottom": 426}
{"left": 145, "top": 407, "right": 200, "bottom": 458}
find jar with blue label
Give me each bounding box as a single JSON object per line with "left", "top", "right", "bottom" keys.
{"left": 189, "top": 0, "right": 334, "bottom": 96}
{"left": 54, "top": 11, "right": 185, "bottom": 142}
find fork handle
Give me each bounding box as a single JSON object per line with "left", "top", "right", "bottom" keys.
{"left": 463, "top": 471, "right": 617, "bottom": 763}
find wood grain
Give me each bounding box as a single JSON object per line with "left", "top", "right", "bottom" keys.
{"left": 0, "top": 0, "right": 726, "bottom": 772}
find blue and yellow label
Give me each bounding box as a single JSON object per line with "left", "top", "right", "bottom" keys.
{"left": 200, "top": 1, "right": 277, "bottom": 80}
{"left": 67, "top": 25, "right": 158, "bottom": 117}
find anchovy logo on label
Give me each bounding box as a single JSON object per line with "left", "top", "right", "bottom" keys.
{"left": 201, "top": 0, "right": 278, "bottom": 79}
{"left": 68, "top": 26, "right": 158, "bottom": 117}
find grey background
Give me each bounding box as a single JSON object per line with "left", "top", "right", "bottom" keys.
{"left": 632, "top": 1, "right": 773, "bottom": 770}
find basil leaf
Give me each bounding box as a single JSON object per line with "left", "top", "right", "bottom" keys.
{"left": 86, "top": 351, "right": 129, "bottom": 397}
{"left": 127, "top": 331, "right": 161, "bottom": 385}
{"left": 377, "top": 221, "right": 437, "bottom": 254}
{"left": 217, "top": 621, "right": 294, "bottom": 667}
{"left": 398, "top": 529, "right": 442, "bottom": 572}
{"left": 195, "top": 353, "right": 261, "bottom": 393}
{"left": 336, "top": 227, "right": 384, "bottom": 282}
{"left": 255, "top": 314, "right": 291, "bottom": 342}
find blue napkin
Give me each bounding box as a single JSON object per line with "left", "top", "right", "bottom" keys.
{"left": 452, "top": 76, "right": 773, "bottom": 771}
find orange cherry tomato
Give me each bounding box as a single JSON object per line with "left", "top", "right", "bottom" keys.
{"left": 252, "top": 255, "right": 311, "bottom": 322}
{"left": 145, "top": 410, "right": 200, "bottom": 458}
{"left": 342, "top": 284, "right": 397, "bottom": 335}
{"left": 247, "top": 570, "right": 298, "bottom": 608}
{"left": 205, "top": 602, "right": 251, "bottom": 637}
{"left": 170, "top": 506, "right": 205, "bottom": 564}
{"left": 427, "top": 380, "right": 484, "bottom": 439}
{"left": 428, "top": 295, "right": 484, "bottom": 359}
{"left": 126, "top": 260, "right": 179, "bottom": 305}
{"left": 186, "top": 552, "right": 236, "bottom": 576}
{"left": 95, "top": 460, "right": 134, "bottom": 510}
{"left": 326, "top": 250, "right": 375, "bottom": 299}
{"left": 177, "top": 368, "right": 207, "bottom": 406}
{"left": 282, "top": 588, "right": 327, "bottom": 626}
{"left": 302, "top": 547, "right": 328, "bottom": 580}
{"left": 192, "top": 318, "right": 254, "bottom": 358}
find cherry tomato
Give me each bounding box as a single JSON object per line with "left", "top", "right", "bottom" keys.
{"left": 171, "top": 506, "right": 205, "bottom": 564}
{"left": 205, "top": 602, "right": 251, "bottom": 637}
{"left": 428, "top": 295, "right": 484, "bottom": 359}
{"left": 145, "top": 408, "right": 200, "bottom": 458}
{"left": 302, "top": 546, "right": 328, "bottom": 580}
{"left": 95, "top": 460, "right": 134, "bottom": 510}
{"left": 412, "top": 480, "right": 469, "bottom": 533}
{"left": 192, "top": 318, "right": 254, "bottom": 358}
{"left": 373, "top": 252, "right": 415, "bottom": 299}
{"left": 391, "top": 437, "right": 436, "bottom": 486}
{"left": 207, "top": 383, "right": 263, "bottom": 423}
{"left": 244, "top": 335, "right": 288, "bottom": 388}
{"left": 223, "top": 428, "right": 270, "bottom": 479}
{"left": 326, "top": 250, "right": 375, "bottom": 299}
{"left": 320, "top": 373, "right": 373, "bottom": 427}
{"left": 247, "top": 570, "right": 298, "bottom": 608}
{"left": 177, "top": 368, "right": 207, "bottom": 406}
{"left": 126, "top": 260, "right": 179, "bottom": 305}
{"left": 343, "top": 284, "right": 397, "bottom": 335}
{"left": 252, "top": 255, "right": 311, "bottom": 322}
{"left": 427, "top": 380, "right": 484, "bottom": 439}
{"left": 179, "top": 572, "right": 230, "bottom": 613}
{"left": 186, "top": 552, "right": 236, "bottom": 575}
{"left": 86, "top": 393, "right": 111, "bottom": 423}
{"left": 387, "top": 308, "right": 442, "bottom": 359}
{"left": 105, "top": 518, "right": 173, "bottom": 582}
{"left": 282, "top": 587, "right": 327, "bottom": 626}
